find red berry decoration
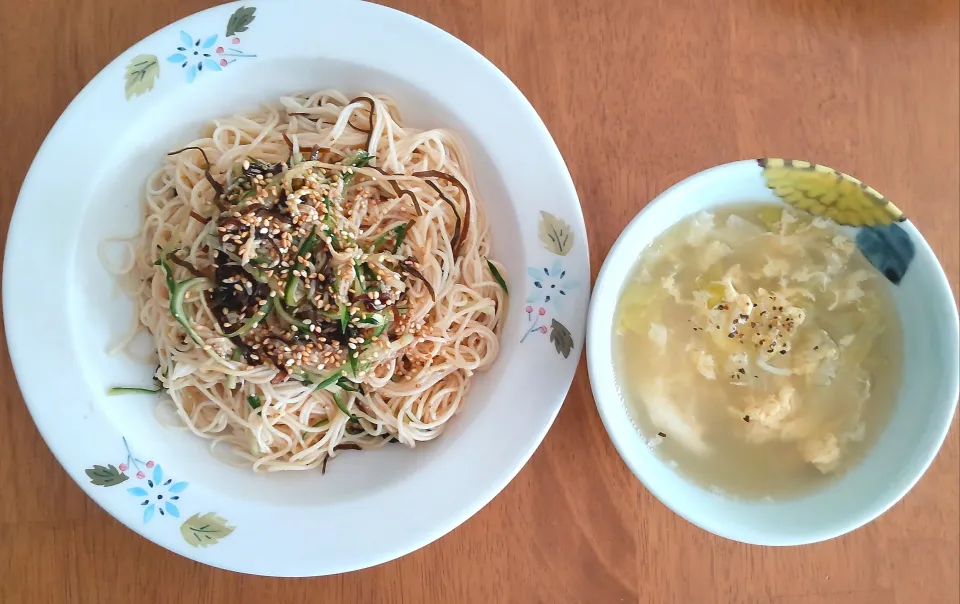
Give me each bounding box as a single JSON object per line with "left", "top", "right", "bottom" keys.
{"left": 220, "top": 59, "right": 228, "bottom": 67}
{"left": 118, "top": 463, "right": 128, "bottom": 472}
{"left": 216, "top": 46, "right": 224, "bottom": 54}
{"left": 232, "top": 37, "right": 240, "bottom": 44}
{"left": 145, "top": 460, "right": 155, "bottom": 469}
{"left": 525, "top": 305, "right": 532, "bottom": 313}
{"left": 136, "top": 471, "right": 145, "bottom": 479}
{"left": 538, "top": 307, "right": 546, "bottom": 316}
{"left": 539, "top": 326, "right": 548, "bottom": 334}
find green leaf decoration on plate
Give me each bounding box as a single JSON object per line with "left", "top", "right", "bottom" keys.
{"left": 226, "top": 6, "right": 257, "bottom": 36}
{"left": 180, "top": 512, "right": 235, "bottom": 547}
{"left": 538, "top": 211, "right": 573, "bottom": 256}
{"left": 757, "top": 158, "right": 905, "bottom": 227}
{"left": 84, "top": 464, "right": 129, "bottom": 487}
{"left": 758, "top": 158, "right": 914, "bottom": 284}
{"left": 124, "top": 54, "right": 159, "bottom": 100}
{"left": 549, "top": 319, "right": 573, "bottom": 358}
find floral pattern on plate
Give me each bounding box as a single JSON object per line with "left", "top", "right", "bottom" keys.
{"left": 124, "top": 6, "right": 258, "bottom": 99}
{"left": 522, "top": 211, "right": 577, "bottom": 358}
{"left": 85, "top": 437, "right": 235, "bottom": 547}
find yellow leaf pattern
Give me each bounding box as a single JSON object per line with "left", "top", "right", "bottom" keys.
{"left": 180, "top": 512, "right": 235, "bottom": 547}
{"left": 124, "top": 54, "right": 160, "bottom": 100}
{"left": 758, "top": 158, "right": 906, "bottom": 227}
{"left": 537, "top": 211, "right": 573, "bottom": 256}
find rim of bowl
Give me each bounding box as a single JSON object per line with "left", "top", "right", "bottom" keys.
{"left": 586, "top": 158, "right": 960, "bottom": 545}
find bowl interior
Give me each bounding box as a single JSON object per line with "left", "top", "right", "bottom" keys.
{"left": 73, "top": 57, "right": 527, "bottom": 505}
{"left": 588, "top": 160, "right": 960, "bottom": 545}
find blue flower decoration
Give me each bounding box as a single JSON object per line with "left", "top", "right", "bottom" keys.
{"left": 166, "top": 31, "right": 220, "bottom": 83}
{"left": 127, "top": 464, "right": 189, "bottom": 523}
{"left": 526, "top": 259, "right": 579, "bottom": 309}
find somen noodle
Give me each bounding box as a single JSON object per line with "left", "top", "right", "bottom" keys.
{"left": 108, "top": 90, "right": 506, "bottom": 472}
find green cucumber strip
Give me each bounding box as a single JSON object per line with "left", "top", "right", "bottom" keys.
{"left": 332, "top": 391, "right": 357, "bottom": 419}
{"left": 373, "top": 312, "right": 392, "bottom": 338}
{"left": 108, "top": 387, "right": 161, "bottom": 395}
{"left": 169, "top": 277, "right": 213, "bottom": 346}
{"left": 275, "top": 302, "right": 311, "bottom": 332}
{"left": 485, "top": 258, "right": 508, "bottom": 294}
{"left": 347, "top": 350, "right": 359, "bottom": 377}
{"left": 284, "top": 227, "right": 318, "bottom": 306}
{"left": 224, "top": 298, "right": 273, "bottom": 337}
{"left": 309, "top": 371, "right": 342, "bottom": 391}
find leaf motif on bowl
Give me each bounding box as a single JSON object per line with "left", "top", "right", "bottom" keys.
{"left": 84, "top": 464, "right": 129, "bottom": 486}
{"left": 856, "top": 223, "right": 916, "bottom": 285}
{"left": 226, "top": 6, "right": 257, "bottom": 36}
{"left": 758, "top": 158, "right": 914, "bottom": 284}
{"left": 180, "top": 512, "right": 236, "bottom": 547}
{"left": 538, "top": 211, "right": 573, "bottom": 256}
{"left": 549, "top": 320, "right": 574, "bottom": 358}
{"left": 758, "top": 158, "right": 905, "bottom": 227}
{"left": 123, "top": 55, "right": 159, "bottom": 100}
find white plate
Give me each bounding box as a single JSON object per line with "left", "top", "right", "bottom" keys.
{"left": 3, "top": 0, "right": 588, "bottom": 576}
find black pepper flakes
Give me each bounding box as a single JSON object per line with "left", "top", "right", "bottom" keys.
{"left": 743, "top": 415, "right": 751, "bottom": 423}
{"left": 657, "top": 431, "right": 666, "bottom": 438}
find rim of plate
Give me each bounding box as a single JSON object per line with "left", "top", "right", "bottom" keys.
{"left": 3, "top": 0, "right": 588, "bottom": 576}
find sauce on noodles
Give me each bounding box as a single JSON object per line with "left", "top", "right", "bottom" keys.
{"left": 109, "top": 90, "right": 506, "bottom": 473}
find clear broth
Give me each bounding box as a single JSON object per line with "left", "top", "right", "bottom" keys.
{"left": 613, "top": 204, "right": 903, "bottom": 499}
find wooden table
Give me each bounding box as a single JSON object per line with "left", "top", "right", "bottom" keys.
{"left": 1, "top": 0, "right": 957, "bottom": 602}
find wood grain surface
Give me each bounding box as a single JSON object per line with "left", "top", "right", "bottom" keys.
{"left": 1, "top": 0, "right": 957, "bottom": 602}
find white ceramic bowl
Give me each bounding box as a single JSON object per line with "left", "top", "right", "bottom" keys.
{"left": 3, "top": 0, "right": 589, "bottom": 575}
{"left": 587, "top": 159, "right": 959, "bottom": 546}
